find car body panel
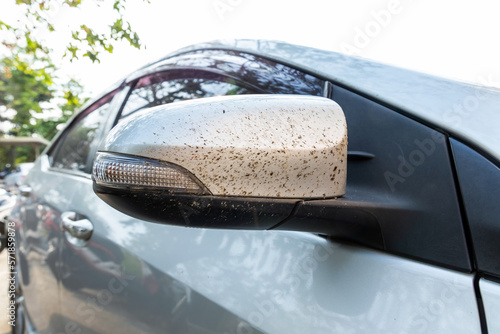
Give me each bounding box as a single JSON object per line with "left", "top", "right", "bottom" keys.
{"left": 56, "top": 172, "right": 482, "bottom": 334}
{"left": 59, "top": 176, "right": 267, "bottom": 334}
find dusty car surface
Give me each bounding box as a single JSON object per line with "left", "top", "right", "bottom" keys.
{"left": 5, "top": 40, "right": 500, "bottom": 334}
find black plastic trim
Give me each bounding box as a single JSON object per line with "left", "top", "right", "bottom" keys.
{"left": 94, "top": 183, "right": 299, "bottom": 230}
{"left": 325, "top": 85, "right": 471, "bottom": 271}
{"left": 270, "top": 196, "right": 386, "bottom": 250}
{"left": 347, "top": 151, "right": 375, "bottom": 161}
{"left": 474, "top": 274, "right": 489, "bottom": 334}
{"left": 447, "top": 138, "right": 478, "bottom": 271}
{"left": 451, "top": 139, "right": 500, "bottom": 277}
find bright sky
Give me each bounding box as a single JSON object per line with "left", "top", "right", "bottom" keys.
{"left": 2, "top": 0, "right": 500, "bottom": 98}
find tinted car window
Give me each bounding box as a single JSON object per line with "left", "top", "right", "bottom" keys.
{"left": 133, "top": 50, "right": 324, "bottom": 96}
{"left": 120, "top": 74, "right": 253, "bottom": 120}
{"left": 52, "top": 100, "right": 112, "bottom": 173}
{"left": 118, "top": 50, "right": 324, "bottom": 123}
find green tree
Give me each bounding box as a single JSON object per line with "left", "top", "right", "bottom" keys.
{"left": 0, "top": 48, "right": 86, "bottom": 166}
{"left": 0, "top": 53, "right": 54, "bottom": 129}
{"left": 0, "top": 0, "right": 149, "bottom": 167}
{"left": 0, "top": 48, "right": 85, "bottom": 137}
{"left": 0, "top": 0, "right": 149, "bottom": 63}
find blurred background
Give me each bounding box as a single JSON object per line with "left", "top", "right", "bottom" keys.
{"left": 1, "top": 0, "right": 499, "bottom": 170}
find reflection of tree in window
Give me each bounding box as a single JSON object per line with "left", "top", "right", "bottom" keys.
{"left": 120, "top": 78, "right": 253, "bottom": 120}
{"left": 154, "top": 50, "right": 324, "bottom": 96}
{"left": 52, "top": 103, "right": 110, "bottom": 172}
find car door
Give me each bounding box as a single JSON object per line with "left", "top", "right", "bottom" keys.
{"left": 10, "top": 156, "right": 68, "bottom": 334}
{"left": 58, "top": 49, "right": 482, "bottom": 334}
{"left": 9, "top": 88, "right": 123, "bottom": 334}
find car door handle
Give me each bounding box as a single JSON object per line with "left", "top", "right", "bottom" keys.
{"left": 61, "top": 211, "right": 94, "bottom": 241}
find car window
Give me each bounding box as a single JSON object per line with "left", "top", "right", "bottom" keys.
{"left": 117, "top": 72, "right": 255, "bottom": 122}
{"left": 132, "top": 50, "right": 325, "bottom": 96}
{"left": 51, "top": 96, "right": 114, "bottom": 174}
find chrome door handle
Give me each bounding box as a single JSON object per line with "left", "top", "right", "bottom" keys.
{"left": 61, "top": 211, "right": 93, "bottom": 241}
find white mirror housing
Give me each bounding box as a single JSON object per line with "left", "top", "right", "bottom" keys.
{"left": 95, "top": 95, "right": 347, "bottom": 199}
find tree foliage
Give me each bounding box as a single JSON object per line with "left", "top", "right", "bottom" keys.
{"left": 0, "top": 49, "right": 85, "bottom": 137}
{"left": 0, "top": 49, "right": 86, "bottom": 166}
{"left": 0, "top": 0, "right": 149, "bottom": 63}
{"left": 0, "top": 54, "right": 53, "bottom": 124}
{"left": 0, "top": 0, "right": 149, "bottom": 167}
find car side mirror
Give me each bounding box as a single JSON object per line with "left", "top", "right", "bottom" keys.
{"left": 93, "top": 95, "right": 348, "bottom": 230}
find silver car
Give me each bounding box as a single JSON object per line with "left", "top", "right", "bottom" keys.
{"left": 5, "top": 40, "right": 500, "bottom": 334}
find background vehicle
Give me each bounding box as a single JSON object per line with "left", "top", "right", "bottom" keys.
{"left": 0, "top": 189, "right": 16, "bottom": 220}
{"left": 3, "top": 163, "right": 34, "bottom": 194}
{"left": 0, "top": 164, "right": 12, "bottom": 180}
{"left": 6, "top": 40, "right": 500, "bottom": 334}
{"left": 0, "top": 188, "right": 16, "bottom": 250}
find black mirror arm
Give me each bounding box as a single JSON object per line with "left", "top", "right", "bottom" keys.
{"left": 95, "top": 183, "right": 417, "bottom": 253}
